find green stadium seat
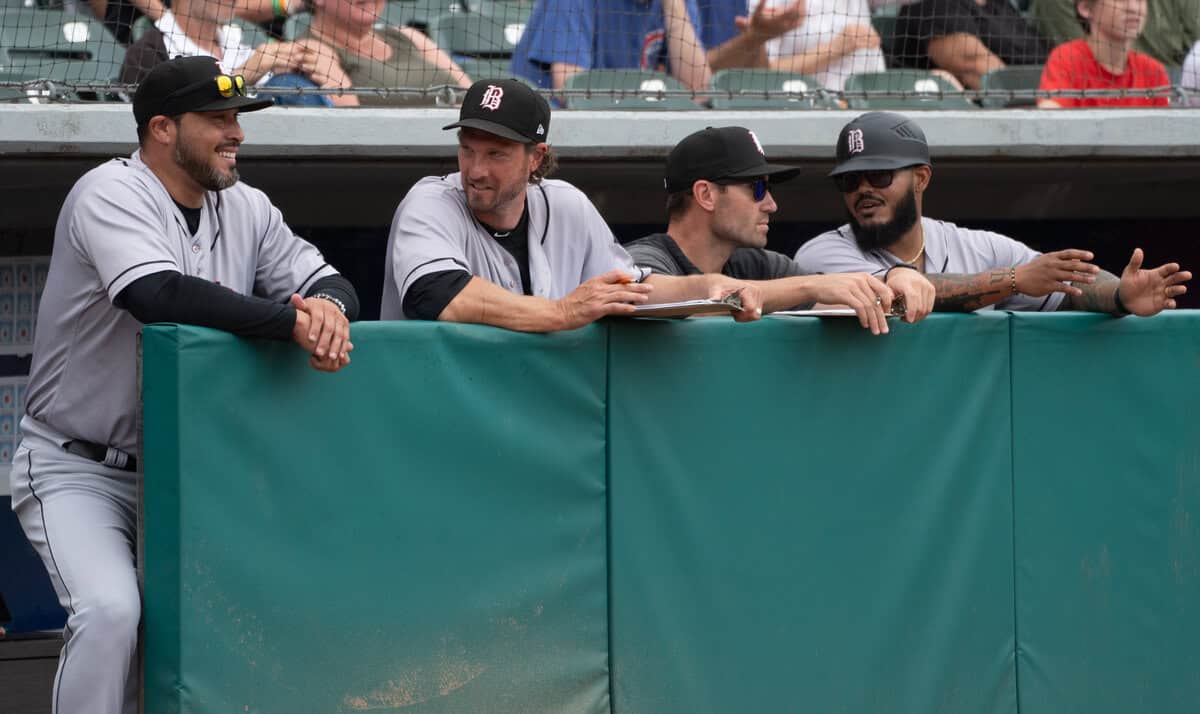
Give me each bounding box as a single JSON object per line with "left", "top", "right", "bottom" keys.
{"left": 465, "top": 0, "right": 531, "bottom": 24}
{"left": 563, "top": 69, "right": 702, "bottom": 110}
{"left": 0, "top": 10, "right": 125, "bottom": 85}
{"left": 979, "top": 65, "right": 1043, "bottom": 107}
{"left": 458, "top": 56, "right": 515, "bottom": 82}
{"left": 402, "top": 0, "right": 466, "bottom": 31}
{"left": 844, "top": 70, "right": 975, "bottom": 109}
{"left": 710, "top": 68, "right": 831, "bottom": 109}
{"left": 428, "top": 12, "right": 521, "bottom": 58}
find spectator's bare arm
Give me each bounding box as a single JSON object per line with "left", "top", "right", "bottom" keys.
{"left": 663, "top": 0, "right": 712, "bottom": 90}
{"left": 771, "top": 22, "right": 880, "bottom": 75}
{"left": 927, "top": 32, "right": 1004, "bottom": 89}
{"left": 551, "top": 62, "right": 585, "bottom": 90}
{"left": 707, "top": 0, "right": 804, "bottom": 71}
{"left": 397, "top": 26, "right": 473, "bottom": 89}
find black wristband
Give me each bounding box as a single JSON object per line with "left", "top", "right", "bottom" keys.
{"left": 885, "top": 263, "right": 920, "bottom": 281}
{"left": 1113, "top": 285, "right": 1130, "bottom": 316}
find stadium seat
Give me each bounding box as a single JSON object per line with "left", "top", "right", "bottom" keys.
{"left": 0, "top": 10, "right": 125, "bottom": 85}
{"left": 428, "top": 12, "right": 522, "bottom": 59}
{"left": 563, "top": 69, "right": 702, "bottom": 110}
{"left": 465, "top": 0, "right": 531, "bottom": 24}
{"left": 979, "top": 65, "right": 1043, "bottom": 107}
{"left": 458, "top": 56, "right": 522, "bottom": 82}
{"left": 844, "top": 70, "right": 975, "bottom": 109}
{"left": 710, "top": 68, "right": 831, "bottom": 109}
{"left": 401, "top": 0, "right": 466, "bottom": 31}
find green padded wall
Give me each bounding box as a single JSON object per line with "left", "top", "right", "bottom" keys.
{"left": 142, "top": 323, "right": 611, "bottom": 714}
{"left": 607, "top": 315, "right": 1017, "bottom": 714}
{"left": 1011, "top": 312, "right": 1200, "bottom": 714}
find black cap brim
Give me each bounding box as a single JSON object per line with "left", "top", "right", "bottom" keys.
{"left": 724, "top": 162, "right": 802, "bottom": 183}
{"left": 829, "top": 155, "right": 927, "bottom": 176}
{"left": 195, "top": 94, "right": 274, "bottom": 115}
{"left": 443, "top": 117, "right": 533, "bottom": 144}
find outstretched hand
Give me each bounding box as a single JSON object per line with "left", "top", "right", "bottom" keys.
{"left": 1117, "top": 248, "right": 1191, "bottom": 316}
{"left": 735, "top": 0, "right": 805, "bottom": 42}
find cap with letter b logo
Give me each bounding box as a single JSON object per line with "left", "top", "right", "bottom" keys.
{"left": 443, "top": 78, "right": 551, "bottom": 145}
{"left": 829, "top": 111, "right": 930, "bottom": 177}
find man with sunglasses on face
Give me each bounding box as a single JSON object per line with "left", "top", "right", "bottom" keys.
{"left": 795, "top": 111, "right": 1190, "bottom": 316}
{"left": 9, "top": 56, "right": 359, "bottom": 714}
{"left": 626, "top": 126, "right": 897, "bottom": 335}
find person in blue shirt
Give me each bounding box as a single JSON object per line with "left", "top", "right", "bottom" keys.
{"left": 511, "top": 0, "right": 713, "bottom": 90}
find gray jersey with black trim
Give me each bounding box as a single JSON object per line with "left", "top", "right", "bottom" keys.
{"left": 380, "top": 172, "right": 643, "bottom": 319}
{"left": 25, "top": 151, "right": 336, "bottom": 452}
{"left": 793, "top": 216, "right": 1065, "bottom": 312}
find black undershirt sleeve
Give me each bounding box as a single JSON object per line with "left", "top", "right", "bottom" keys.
{"left": 116, "top": 270, "right": 297, "bottom": 340}
{"left": 402, "top": 269, "right": 474, "bottom": 321}
{"left": 305, "top": 274, "right": 361, "bottom": 321}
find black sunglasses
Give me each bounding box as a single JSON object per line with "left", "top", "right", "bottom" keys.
{"left": 832, "top": 169, "right": 897, "bottom": 193}
{"left": 714, "top": 176, "right": 769, "bottom": 202}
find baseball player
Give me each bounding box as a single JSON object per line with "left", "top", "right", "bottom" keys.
{"left": 9, "top": 56, "right": 358, "bottom": 714}
{"left": 795, "top": 111, "right": 1190, "bottom": 315}
{"left": 626, "top": 125, "right": 899, "bottom": 335}
{"left": 380, "top": 78, "right": 763, "bottom": 330}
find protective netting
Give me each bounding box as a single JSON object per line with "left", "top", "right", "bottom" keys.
{"left": 0, "top": 0, "right": 1197, "bottom": 107}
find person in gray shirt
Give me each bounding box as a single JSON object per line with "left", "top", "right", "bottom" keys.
{"left": 627, "top": 125, "right": 899, "bottom": 335}
{"left": 9, "top": 56, "right": 358, "bottom": 714}
{"left": 380, "top": 79, "right": 764, "bottom": 331}
{"left": 795, "top": 111, "right": 1190, "bottom": 315}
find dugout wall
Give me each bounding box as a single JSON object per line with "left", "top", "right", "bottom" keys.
{"left": 141, "top": 313, "right": 1200, "bottom": 714}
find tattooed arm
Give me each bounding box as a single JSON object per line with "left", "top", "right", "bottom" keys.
{"left": 928, "top": 268, "right": 1015, "bottom": 312}
{"left": 1059, "top": 271, "right": 1120, "bottom": 313}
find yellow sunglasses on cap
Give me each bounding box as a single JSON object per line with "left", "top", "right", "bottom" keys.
{"left": 214, "top": 73, "right": 246, "bottom": 98}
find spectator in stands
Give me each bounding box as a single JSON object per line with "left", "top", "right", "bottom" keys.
{"left": 298, "top": 0, "right": 472, "bottom": 106}
{"left": 1038, "top": 0, "right": 1169, "bottom": 107}
{"left": 381, "top": 79, "right": 763, "bottom": 330}
{"left": 1184, "top": 40, "right": 1200, "bottom": 105}
{"left": 510, "top": 0, "right": 712, "bottom": 92}
{"left": 119, "top": 0, "right": 354, "bottom": 107}
{"left": 698, "top": 0, "right": 806, "bottom": 70}
{"left": 796, "top": 112, "right": 1190, "bottom": 315}
{"left": 763, "top": 0, "right": 886, "bottom": 90}
{"left": 626, "top": 126, "right": 905, "bottom": 334}
{"left": 892, "top": 0, "right": 1051, "bottom": 88}
{"left": 1033, "top": 0, "right": 1199, "bottom": 68}
{"left": 86, "top": 0, "right": 166, "bottom": 45}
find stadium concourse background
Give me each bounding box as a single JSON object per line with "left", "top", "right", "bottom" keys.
{"left": 3, "top": 103, "right": 1200, "bottom": 711}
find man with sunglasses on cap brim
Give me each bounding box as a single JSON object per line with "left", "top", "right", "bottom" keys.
{"left": 381, "top": 79, "right": 763, "bottom": 330}
{"left": 9, "top": 55, "right": 360, "bottom": 714}
{"left": 795, "top": 111, "right": 1190, "bottom": 316}
{"left": 627, "top": 126, "right": 897, "bottom": 335}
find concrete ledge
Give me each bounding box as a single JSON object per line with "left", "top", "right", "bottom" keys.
{"left": 2, "top": 105, "right": 1200, "bottom": 159}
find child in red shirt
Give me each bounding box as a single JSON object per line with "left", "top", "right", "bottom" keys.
{"left": 1038, "top": 0, "right": 1169, "bottom": 108}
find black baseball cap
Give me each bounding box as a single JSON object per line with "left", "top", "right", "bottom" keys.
{"left": 829, "top": 111, "right": 930, "bottom": 177}
{"left": 443, "top": 78, "right": 551, "bottom": 144}
{"left": 133, "top": 56, "right": 273, "bottom": 128}
{"left": 664, "top": 126, "right": 801, "bottom": 193}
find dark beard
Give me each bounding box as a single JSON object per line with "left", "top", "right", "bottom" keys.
{"left": 848, "top": 187, "right": 919, "bottom": 253}
{"left": 175, "top": 137, "right": 238, "bottom": 192}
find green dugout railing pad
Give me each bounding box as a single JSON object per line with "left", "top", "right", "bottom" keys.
{"left": 1011, "top": 312, "right": 1200, "bottom": 714}
{"left": 607, "top": 315, "right": 1017, "bottom": 714}
{"left": 142, "top": 323, "right": 611, "bottom": 714}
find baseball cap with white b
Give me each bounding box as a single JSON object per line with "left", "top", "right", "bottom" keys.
{"left": 443, "top": 78, "right": 551, "bottom": 145}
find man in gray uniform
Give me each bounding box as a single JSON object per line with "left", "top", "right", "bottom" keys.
{"left": 10, "top": 56, "right": 359, "bottom": 714}
{"left": 627, "top": 125, "right": 903, "bottom": 336}
{"left": 380, "top": 78, "right": 764, "bottom": 330}
{"left": 795, "top": 111, "right": 1191, "bottom": 315}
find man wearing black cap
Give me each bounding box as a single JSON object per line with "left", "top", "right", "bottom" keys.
{"left": 381, "top": 79, "right": 763, "bottom": 330}
{"left": 9, "top": 55, "right": 359, "bottom": 714}
{"left": 627, "top": 126, "right": 898, "bottom": 335}
{"left": 796, "top": 111, "right": 1190, "bottom": 315}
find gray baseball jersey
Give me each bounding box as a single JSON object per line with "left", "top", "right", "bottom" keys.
{"left": 24, "top": 151, "right": 336, "bottom": 452}
{"left": 794, "top": 217, "right": 1065, "bottom": 311}
{"left": 380, "top": 173, "right": 642, "bottom": 319}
